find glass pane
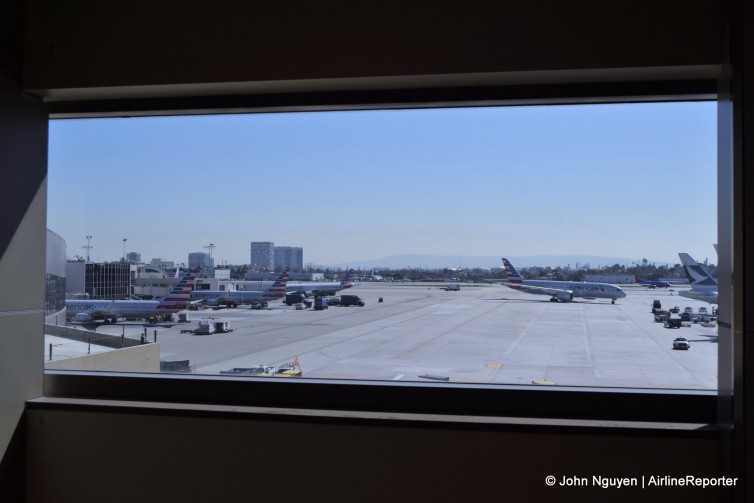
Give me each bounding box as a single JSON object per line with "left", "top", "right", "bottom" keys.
{"left": 45, "top": 102, "right": 718, "bottom": 389}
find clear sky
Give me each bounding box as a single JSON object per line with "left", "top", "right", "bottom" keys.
{"left": 47, "top": 101, "right": 717, "bottom": 267}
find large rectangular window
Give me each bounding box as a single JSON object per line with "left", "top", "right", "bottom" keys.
{"left": 46, "top": 101, "right": 717, "bottom": 391}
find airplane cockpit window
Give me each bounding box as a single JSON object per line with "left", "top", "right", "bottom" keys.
{"left": 46, "top": 102, "right": 717, "bottom": 390}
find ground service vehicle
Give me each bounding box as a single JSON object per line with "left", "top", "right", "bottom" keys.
{"left": 180, "top": 318, "right": 232, "bottom": 335}
{"left": 651, "top": 300, "right": 662, "bottom": 314}
{"left": 664, "top": 318, "right": 683, "bottom": 328}
{"left": 340, "top": 295, "right": 365, "bottom": 307}
{"left": 446, "top": 282, "right": 461, "bottom": 291}
{"left": 673, "top": 337, "right": 691, "bottom": 350}
{"left": 285, "top": 293, "right": 306, "bottom": 306}
{"left": 654, "top": 310, "right": 670, "bottom": 322}
{"left": 314, "top": 297, "right": 328, "bottom": 310}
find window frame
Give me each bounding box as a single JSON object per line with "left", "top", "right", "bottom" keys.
{"left": 44, "top": 78, "right": 722, "bottom": 428}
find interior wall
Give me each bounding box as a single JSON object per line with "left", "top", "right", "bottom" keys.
{"left": 23, "top": 0, "right": 722, "bottom": 99}
{"left": 0, "top": 0, "right": 47, "bottom": 467}
{"left": 25, "top": 406, "right": 722, "bottom": 503}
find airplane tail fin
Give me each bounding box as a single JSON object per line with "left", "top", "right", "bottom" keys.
{"left": 502, "top": 258, "right": 524, "bottom": 283}
{"left": 158, "top": 271, "right": 196, "bottom": 310}
{"left": 263, "top": 271, "right": 289, "bottom": 298}
{"left": 678, "top": 253, "right": 718, "bottom": 286}
{"left": 340, "top": 270, "right": 355, "bottom": 288}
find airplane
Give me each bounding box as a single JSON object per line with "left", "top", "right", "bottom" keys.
{"left": 285, "top": 270, "right": 354, "bottom": 297}
{"left": 66, "top": 270, "right": 196, "bottom": 323}
{"left": 635, "top": 275, "right": 672, "bottom": 289}
{"left": 677, "top": 252, "right": 718, "bottom": 304}
{"left": 191, "top": 271, "right": 289, "bottom": 306}
{"left": 499, "top": 258, "right": 627, "bottom": 304}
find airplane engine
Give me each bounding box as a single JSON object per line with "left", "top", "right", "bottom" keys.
{"left": 74, "top": 313, "right": 94, "bottom": 322}
{"left": 555, "top": 290, "right": 574, "bottom": 302}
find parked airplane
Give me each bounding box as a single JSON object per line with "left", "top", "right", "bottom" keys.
{"left": 66, "top": 270, "right": 196, "bottom": 323}
{"left": 285, "top": 270, "right": 354, "bottom": 297}
{"left": 500, "top": 258, "right": 627, "bottom": 304}
{"left": 678, "top": 253, "right": 718, "bottom": 304}
{"left": 191, "top": 271, "right": 289, "bottom": 306}
{"left": 635, "top": 276, "right": 672, "bottom": 289}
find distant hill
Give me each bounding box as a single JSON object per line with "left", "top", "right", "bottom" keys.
{"left": 327, "top": 254, "right": 653, "bottom": 270}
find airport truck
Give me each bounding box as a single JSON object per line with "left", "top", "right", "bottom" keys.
{"left": 654, "top": 310, "right": 670, "bottom": 322}
{"left": 180, "top": 318, "right": 232, "bottom": 335}
{"left": 445, "top": 282, "right": 461, "bottom": 291}
{"left": 340, "top": 295, "right": 365, "bottom": 307}
{"left": 664, "top": 318, "right": 683, "bottom": 329}
{"left": 285, "top": 293, "right": 313, "bottom": 308}
{"left": 314, "top": 296, "right": 328, "bottom": 310}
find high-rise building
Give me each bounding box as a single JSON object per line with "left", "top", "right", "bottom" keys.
{"left": 250, "top": 242, "right": 275, "bottom": 271}
{"left": 274, "top": 246, "right": 303, "bottom": 272}
{"left": 188, "top": 252, "right": 214, "bottom": 270}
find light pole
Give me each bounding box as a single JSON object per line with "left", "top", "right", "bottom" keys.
{"left": 123, "top": 238, "right": 127, "bottom": 262}
{"left": 83, "top": 235, "right": 93, "bottom": 262}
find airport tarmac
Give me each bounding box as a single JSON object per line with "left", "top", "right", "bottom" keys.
{"left": 73, "top": 282, "right": 718, "bottom": 389}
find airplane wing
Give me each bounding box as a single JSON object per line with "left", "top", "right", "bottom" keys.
{"left": 500, "top": 282, "right": 573, "bottom": 301}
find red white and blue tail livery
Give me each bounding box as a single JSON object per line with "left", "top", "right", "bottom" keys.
{"left": 157, "top": 270, "right": 196, "bottom": 310}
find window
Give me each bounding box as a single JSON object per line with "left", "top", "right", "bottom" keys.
{"left": 46, "top": 100, "right": 718, "bottom": 412}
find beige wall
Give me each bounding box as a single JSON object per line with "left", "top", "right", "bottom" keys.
{"left": 44, "top": 344, "right": 161, "bottom": 373}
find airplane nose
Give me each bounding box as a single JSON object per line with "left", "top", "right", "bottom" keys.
{"left": 619, "top": 289, "right": 627, "bottom": 297}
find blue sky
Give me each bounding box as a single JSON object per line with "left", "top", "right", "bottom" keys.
{"left": 47, "top": 102, "right": 717, "bottom": 267}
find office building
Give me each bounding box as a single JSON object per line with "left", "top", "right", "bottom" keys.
{"left": 274, "top": 246, "right": 303, "bottom": 272}
{"left": 250, "top": 242, "right": 274, "bottom": 271}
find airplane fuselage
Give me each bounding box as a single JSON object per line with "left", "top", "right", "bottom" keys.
{"left": 66, "top": 299, "right": 181, "bottom": 322}
{"left": 191, "top": 290, "right": 281, "bottom": 304}
{"left": 507, "top": 279, "right": 626, "bottom": 301}
{"left": 285, "top": 282, "right": 352, "bottom": 296}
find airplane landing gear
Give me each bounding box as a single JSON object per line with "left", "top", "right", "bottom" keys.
{"left": 611, "top": 299, "right": 616, "bottom": 304}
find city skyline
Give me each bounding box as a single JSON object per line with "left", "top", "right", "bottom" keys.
{"left": 48, "top": 102, "right": 716, "bottom": 266}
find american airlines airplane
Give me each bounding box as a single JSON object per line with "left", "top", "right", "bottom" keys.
{"left": 66, "top": 270, "right": 196, "bottom": 323}
{"left": 500, "top": 258, "right": 627, "bottom": 304}
{"left": 677, "top": 253, "right": 718, "bottom": 304}
{"left": 285, "top": 270, "right": 354, "bottom": 297}
{"left": 191, "top": 271, "right": 289, "bottom": 306}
